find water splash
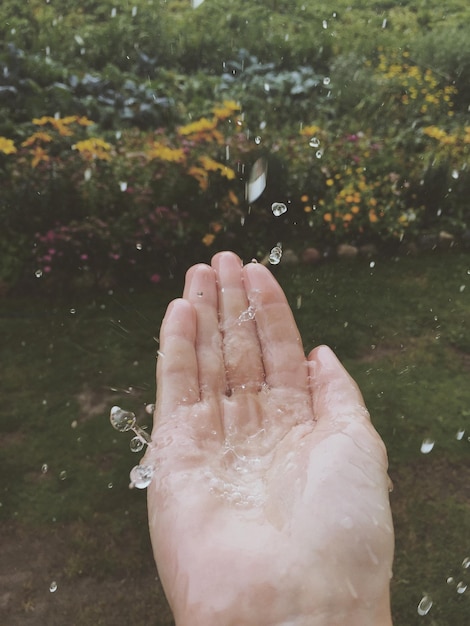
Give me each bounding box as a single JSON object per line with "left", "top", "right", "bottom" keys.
{"left": 129, "top": 464, "right": 154, "bottom": 489}
{"left": 238, "top": 305, "right": 256, "bottom": 323}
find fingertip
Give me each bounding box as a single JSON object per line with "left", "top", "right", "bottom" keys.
{"left": 211, "top": 250, "right": 243, "bottom": 271}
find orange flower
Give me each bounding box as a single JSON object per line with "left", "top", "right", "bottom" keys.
{"left": 351, "top": 205, "right": 360, "bottom": 214}
{"left": 228, "top": 190, "right": 239, "bottom": 205}
{"left": 31, "top": 146, "right": 50, "bottom": 168}
{"left": 22, "top": 131, "right": 53, "bottom": 147}
{"left": 323, "top": 212, "right": 333, "bottom": 222}
{"left": 343, "top": 213, "right": 353, "bottom": 222}
{"left": 301, "top": 194, "right": 309, "bottom": 202}
{"left": 369, "top": 209, "right": 379, "bottom": 223}
{"left": 202, "top": 233, "right": 215, "bottom": 246}
{"left": 304, "top": 206, "right": 312, "bottom": 213}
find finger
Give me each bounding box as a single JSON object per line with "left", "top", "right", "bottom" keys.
{"left": 182, "top": 263, "right": 227, "bottom": 398}
{"left": 307, "top": 345, "right": 369, "bottom": 423}
{"left": 211, "top": 251, "right": 265, "bottom": 392}
{"left": 155, "top": 299, "right": 200, "bottom": 424}
{"left": 242, "top": 261, "right": 309, "bottom": 392}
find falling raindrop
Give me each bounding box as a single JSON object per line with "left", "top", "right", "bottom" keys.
{"left": 370, "top": 261, "right": 376, "bottom": 268}
{"left": 119, "top": 181, "right": 128, "bottom": 192}
{"left": 131, "top": 5, "right": 138, "bottom": 16}
{"left": 462, "top": 557, "right": 470, "bottom": 569}
{"left": 309, "top": 137, "right": 320, "bottom": 148}
{"left": 107, "top": 482, "right": 113, "bottom": 489}
{"left": 49, "top": 581, "right": 58, "bottom": 593}
{"left": 254, "top": 136, "right": 262, "bottom": 145}
{"left": 456, "top": 428, "right": 465, "bottom": 440}
{"left": 35, "top": 269, "right": 43, "bottom": 278}
{"left": 269, "top": 244, "right": 283, "bottom": 265}
{"left": 41, "top": 464, "right": 48, "bottom": 474}
{"left": 84, "top": 168, "right": 92, "bottom": 181}
{"left": 323, "top": 76, "right": 331, "bottom": 86}
{"left": 191, "top": 0, "right": 205, "bottom": 7}
{"left": 129, "top": 465, "right": 154, "bottom": 489}
{"left": 382, "top": 18, "right": 388, "bottom": 28}
{"left": 271, "top": 202, "right": 288, "bottom": 217}
{"left": 456, "top": 582, "right": 467, "bottom": 594}
{"left": 420, "top": 438, "right": 435, "bottom": 454}
{"left": 447, "top": 576, "right": 455, "bottom": 585}
{"left": 246, "top": 157, "right": 268, "bottom": 203}
{"left": 417, "top": 595, "right": 432, "bottom": 616}
{"left": 451, "top": 170, "right": 459, "bottom": 179}
{"left": 111, "top": 7, "right": 117, "bottom": 17}
{"left": 59, "top": 470, "right": 67, "bottom": 481}
{"left": 136, "top": 242, "right": 142, "bottom": 250}
{"left": 145, "top": 403, "right": 155, "bottom": 415}
{"left": 322, "top": 19, "right": 328, "bottom": 29}
{"left": 315, "top": 149, "right": 323, "bottom": 159}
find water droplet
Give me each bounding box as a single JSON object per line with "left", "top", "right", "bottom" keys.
{"left": 131, "top": 5, "right": 138, "bottom": 16}
{"left": 197, "top": 291, "right": 203, "bottom": 297}
{"left": 456, "top": 581, "right": 467, "bottom": 594}
{"left": 110, "top": 406, "right": 136, "bottom": 432}
{"left": 459, "top": 285, "right": 465, "bottom": 292}
{"left": 84, "top": 168, "right": 92, "bottom": 181}
{"left": 49, "top": 581, "right": 58, "bottom": 593}
{"left": 323, "top": 76, "right": 331, "bottom": 86}
{"left": 254, "top": 136, "right": 262, "bottom": 145}
{"left": 463, "top": 557, "right": 470, "bottom": 569}
{"left": 191, "top": 0, "right": 205, "bottom": 7}
{"left": 370, "top": 261, "right": 376, "bottom": 268}
{"left": 136, "top": 242, "right": 142, "bottom": 250}
{"left": 71, "top": 420, "right": 78, "bottom": 429}
{"left": 145, "top": 403, "right": 155, "bottom": 415}
{"left": 246, "top": 157, "right": 268, "bottom": 203}
{"left": 296, "top": 295, "right": 302, "bottom": 309}
{"left": 119, "top": 181, "right": 128, "bottom": 192}
{"left": 59, "top": 470, "right": 67, "bottom": 481}
{"left": 130, "top": 436, "right": 145, "bottom": 453}
{"left": 271, "top": 202, "right": 287, "bottom": 217}
{"left": 456, "top": 428, "right": 465, "bottom": 440}
{"left": 420, "top": 438, "right": 435, "bottom": 454}
{"left": 69, "top": 308, "right": 76, "bottom": 314}
{"left": 107, "top": 482, "right": 113, "bottom": 489}
{"left": 264, "top": 82, "right": 270, "bottom": 92}
{"left": 238, "top": 305, "right": 256, "bottom": 322}
{"left": 309, "top": 136, "right": 320, "bottom": 148}
{"left": 417, "top": 594, "right": 432, "bottom": 616}
{"left": 35, "top": 269, "right": 43, "bottom": 278}
{"left": 110, "top": 7, "right": 117, "bottom": 18}
{"left": 41, "top": 463, "right": 48, "bottom": 474}
{"left": 447, "top": 576, "right": 455, "bottom": 585}
{"left": 129, "top": 464, "right": 154, "bottom": 489}
{"left": 452, "top": 170, "right": 459, "bottom": 179}
{"left": 315, "top": 149, "right": 323, "bottom": 159}
{"left": 269, "top": 244, "right": 282, "bottom": 265}
{"left": 322, "top": 19, "right": 328, "bottom": 29}
{"left": 74, "top": 34, "right": 84, "bottom": 46}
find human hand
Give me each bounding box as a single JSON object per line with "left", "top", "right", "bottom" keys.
{"left": 145, "top": 251, "right": 394, "bottom": 626}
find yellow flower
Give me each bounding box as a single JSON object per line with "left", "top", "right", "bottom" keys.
{"left": 198, "top": 155, "right": 235, "bottom": 180}
{"left": 31, "top": 146, "right": 50, "bottom": 168}
{"left": 147, "top": 142, "right": 185, "bottom": 163}
{"left": 343, "top": 213, "right": 353, "bottom": 222}
{"left": 351, "top": 205, "right": 360, "bottom": 214}
{"left": 212, "top": 100, "right": 240, "bottom": 120}
{"left": 72, "top": 138, "right": 112, "bottom": 160}
{"left": 304, "top": 205, "right": 312, "bottom": 213}
{"left": 179, "top": 117, "right": 217, "bottom": 136}
{"left": 21, "top": 131, "right": 53, "bottom": 147}
{"left": 326, "top": 178, "right": 334, "bottom": 187}
{"left": 202, "top": 233, "right": 215, "bottom": 246}
{"left": 188, "top": 166, "right": 209, "bottom": 191}
{"left": 300, "top": 124, "right": 321, "bottom": 137}
{"left": 0, "top": 137, "right": 17, "bottom": 154}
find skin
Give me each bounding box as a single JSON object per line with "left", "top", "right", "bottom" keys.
{"left": 144, "top": 251, "right": 394, "bottom": 626}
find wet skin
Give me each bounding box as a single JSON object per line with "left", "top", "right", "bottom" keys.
{"left": 145, "top": 251, "right": 394, "bottom": 626}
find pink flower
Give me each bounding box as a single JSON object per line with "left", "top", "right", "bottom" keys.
{"left": 80, "top": 253, "right": 89, "bottom": 260}
{"left": 150, "top": 273, "right": 161, "bottom": 284}
{"left": 48, "top": 248, "right": 56, "bottom": 255}
{"left": 43, "top": 266, "right": 52, "bottom": 273}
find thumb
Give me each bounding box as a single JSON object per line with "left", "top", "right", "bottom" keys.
{"left": 307, "top": 345, "right": 370, "bottom": 424}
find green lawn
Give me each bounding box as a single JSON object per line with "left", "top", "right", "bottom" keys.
{"left": 1, "top": 249, "right": 469, "bottom": 624}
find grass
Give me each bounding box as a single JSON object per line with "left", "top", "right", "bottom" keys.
{"left": 1, "top": 249, "right": 469, "bottom": 624}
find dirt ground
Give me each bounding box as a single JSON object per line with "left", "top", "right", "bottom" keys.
{"left": 0, "top": 523, "right": 174, "bottom": 626}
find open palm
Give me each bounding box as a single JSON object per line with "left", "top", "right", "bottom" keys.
{"left": 145, "top": 252, "right": 394, "bottom": 626}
